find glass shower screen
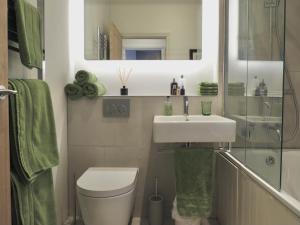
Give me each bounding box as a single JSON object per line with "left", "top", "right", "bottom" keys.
{"left": 224, "top": 0, "right": 285, "bottom": 189}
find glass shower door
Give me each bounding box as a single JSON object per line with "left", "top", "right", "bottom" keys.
{"left": 225, "top": 0, "right": 285, "bottom": 189}
{"left": 224, "top": 0, "right": 248, "bottom": 164}
{"left": 245, "top": 0, "right": 284, "bottom": 189}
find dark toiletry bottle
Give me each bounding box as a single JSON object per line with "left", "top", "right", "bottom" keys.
{"left": 180, "top": 86, "right": 185, "bottom": 96}
{"left": 121, "top": 86, "right": 128, "bottom": 95}
{"left": 170, "top": 78, "right": 178, "bottom": 95}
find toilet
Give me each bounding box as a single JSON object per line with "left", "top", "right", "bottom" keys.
{"left": 77, "top": 167, "right": 139, "bottom": 225}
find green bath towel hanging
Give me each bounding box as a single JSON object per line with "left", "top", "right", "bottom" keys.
{"left": 174, "top": 148, "right": 215, "bottom": 218}
{"left": 15, "top": 0, "right": 43, "bottom": 69}
{"left": 11, "top": 170, "right": 57, "bottom": 225}
{"left": 9, "top": 79, "right": 59, "bottom": 182}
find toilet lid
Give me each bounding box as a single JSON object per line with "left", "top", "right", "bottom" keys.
{"left": 77, "top": 167, "right": 139, "bottom": 198}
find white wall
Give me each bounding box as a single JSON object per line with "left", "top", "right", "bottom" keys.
{"left": 45, "top": 0, "right": 70, "bottom": 224}
{"left": 69, "top": 0, "right": 219, "bottom": 96}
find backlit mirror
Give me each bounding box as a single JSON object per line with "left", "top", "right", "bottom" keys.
{"left": 84, "top": 0, "right": 202, "bottom": 60}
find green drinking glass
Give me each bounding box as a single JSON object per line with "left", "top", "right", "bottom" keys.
{"left": 201, "top": 101, "right": 212, "bottom": 116}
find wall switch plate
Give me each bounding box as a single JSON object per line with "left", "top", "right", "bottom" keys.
{"left": 103, "top": 99, "right": 130, "bottom": 118}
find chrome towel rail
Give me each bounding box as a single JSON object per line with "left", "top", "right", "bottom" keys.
{"left": 0, "top": 85, "right": 17, "bottom": 100}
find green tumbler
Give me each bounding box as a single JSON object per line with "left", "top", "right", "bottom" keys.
{"left": 201, "top": 101, "right": 212, "bottom": 116}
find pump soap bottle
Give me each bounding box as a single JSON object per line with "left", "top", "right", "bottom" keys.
{"left": 164, "top": 96, "right": 173, "bottom": 116}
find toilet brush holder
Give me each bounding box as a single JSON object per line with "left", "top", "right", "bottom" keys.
{"left": 148, "top": 194, "right": 164, "bottom": 225}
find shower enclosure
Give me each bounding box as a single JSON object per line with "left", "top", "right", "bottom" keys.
{"left": 224, "top": 0, "right": 285, "bottom": 189}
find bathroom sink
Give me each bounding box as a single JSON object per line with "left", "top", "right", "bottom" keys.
{"left": 153, "top": 115, "right": 236, "bottom": 143}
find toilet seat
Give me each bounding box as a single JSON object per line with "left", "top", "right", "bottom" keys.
{"left": 77, "top": 167, "right": 139, "bottom": 198}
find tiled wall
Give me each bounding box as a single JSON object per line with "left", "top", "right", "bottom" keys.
{"left": 67, "top": 96, "right": 221, "bottom": 220}
{"left": 283, "top": 0, "right": 300, "bottom": 149}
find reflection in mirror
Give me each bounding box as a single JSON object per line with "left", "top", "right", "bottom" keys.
{"left": 84, "top": 0, "right": 202, "bottom": 60}
{"left": 238, "top": 0, "right": 285, "bottom": 60}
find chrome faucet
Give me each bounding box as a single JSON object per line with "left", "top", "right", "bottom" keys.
{"left": 183, "top": 96, "right": 189, "bottom": 120}
{"left": 263, "top": 101, "right": 272, "bottom": 119}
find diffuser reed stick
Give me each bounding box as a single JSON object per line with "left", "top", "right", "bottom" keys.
{"left": 118, "top": 67, "right": 132, "bottom": 86}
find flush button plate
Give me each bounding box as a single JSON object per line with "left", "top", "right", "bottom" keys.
{"left": 103, "top": 99, "right": 130, "bottom": 118}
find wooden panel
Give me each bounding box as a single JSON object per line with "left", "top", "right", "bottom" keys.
{"left": 109, "top": 23, "right": 122, "bottom": 60}
{"left": 0, "top": 0, "right": 11, "bottom": 224}
{"left": 238, "top": 171, "right": 300, "bottom": 225}
{"left": 216, "top": 154, "right": 239, "bottom": 225}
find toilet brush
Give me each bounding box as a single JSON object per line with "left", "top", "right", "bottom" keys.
{"left": 149, "top": 177, "right": 164, "bottom": 225}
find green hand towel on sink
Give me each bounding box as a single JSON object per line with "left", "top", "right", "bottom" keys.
{"left": 64, "top": 83, "right": 83, "bottom": 100}
{"left": 15, "top": 0, "right": 43, "bottom": 69}
{"left": 75, "top": 70, "right": 98, "bottom": 85}
{"left": 174, "top": 148, "right": 215, "bottom": 217}
{"left": 82, "top": 82, "right": 106, "bottom": 98}
{"left": 9, "top": 79, "right": 59, "bottom": 182}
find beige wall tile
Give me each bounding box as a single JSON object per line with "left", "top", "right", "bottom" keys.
{"left": 286, "top": 0, "right": 300, "bottom": 72}
{"left": 68, "top": 96, "right": 220, "bottom": 220}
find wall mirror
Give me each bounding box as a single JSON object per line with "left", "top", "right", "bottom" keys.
{"left": 84, "top": 0, "right": 202, "bottom": 60}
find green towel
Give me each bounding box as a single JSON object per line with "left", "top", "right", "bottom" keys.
{"left": 200, "top": 91, "right": 218, "bottom": 96}
{"left": 9, "top": 79, "right": 59, "bottom": 182}
{"left": 82, "top": 82, "right": 106, "bottom": 98}
{"left": 228, "top": 87, "right": 245, "bottom": 91}
{"left": 174, "top": 148, "right": 215, "bottom": 217}
{"left": 199, "top": 82, "right": 218, "bottom": 88}
{"left": 199, "top": 86, "right": 219, "bottom": 91}
{"left": 11, "top": 170, "right": 57, "bottom": 225}
{"left": 64, "top": 83, "right": 83, "bottom": 100}
{"left": 75, "top": 70, "right": 98, "bottom": 86}
{"left": 228, "top": 82, "right": 245, "bottom": 87}
{"left": 15, "top": 0, "right": 43, "bottom": 69}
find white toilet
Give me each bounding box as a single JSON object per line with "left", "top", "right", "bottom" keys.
{"left": 77, "top": 167, "right": 139, "bottom": 225}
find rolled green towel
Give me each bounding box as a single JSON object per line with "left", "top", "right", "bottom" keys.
{"left": 199, "top": 82, "right": 218, "bottom": 87}
{"left": 75, "top": 70, "right": 98, "bottom": 85}
{"left": 64, "top": 83, "right": 83, "bottom": 100}
{"left": 83, "top": 82, "right": 106, "bottom": 98}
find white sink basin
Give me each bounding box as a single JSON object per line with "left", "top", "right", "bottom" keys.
{"left": 153, "top": 115, "right": 236, "bottom": 143}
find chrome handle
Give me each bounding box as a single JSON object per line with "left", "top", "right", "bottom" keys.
{"left": 0, "top": 85, "right": 17, "bottom": 100}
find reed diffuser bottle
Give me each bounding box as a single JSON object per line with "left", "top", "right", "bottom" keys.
{"left": 118, "top": 67, "right": 132, "bottom": 95}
